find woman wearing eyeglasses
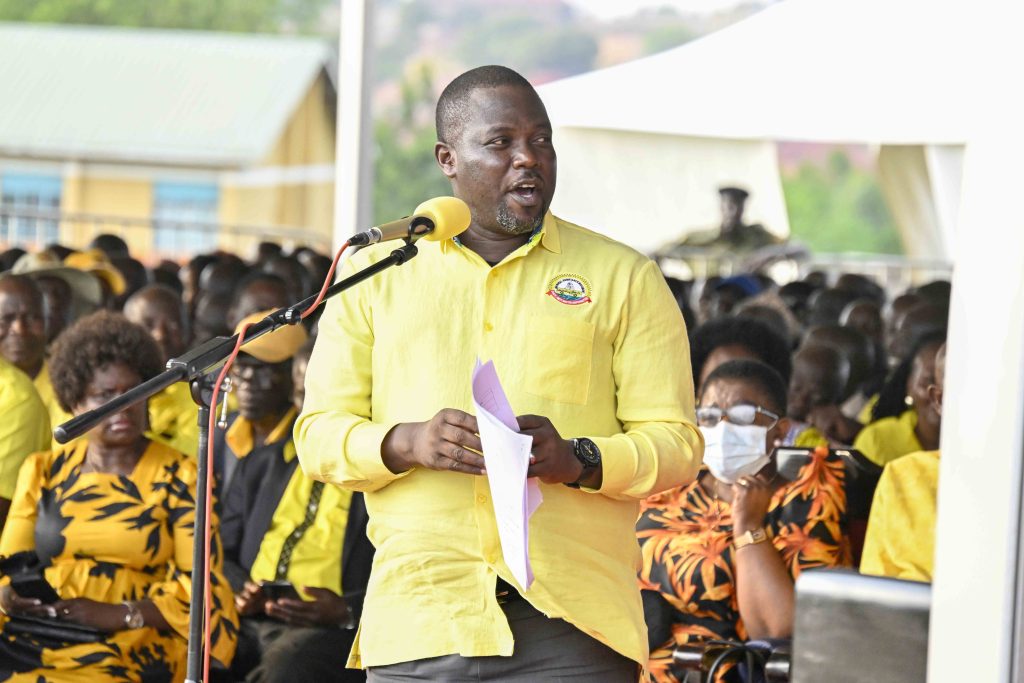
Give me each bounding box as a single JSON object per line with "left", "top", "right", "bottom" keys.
{"left": 636, "top": 359, "right": 852, "bottom": 683}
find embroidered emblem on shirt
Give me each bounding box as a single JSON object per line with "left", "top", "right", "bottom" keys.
{"left": 546, "top": 274, "right": 592, "bottom": 306}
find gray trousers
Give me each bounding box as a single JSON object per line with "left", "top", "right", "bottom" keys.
{"left": 367, "top": 598, "right": 638, "bottom": 682}
{"left": 232, "top": 617, "right": 364, "bottom": 683}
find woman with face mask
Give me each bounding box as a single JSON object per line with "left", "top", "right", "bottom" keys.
{"left": 636, "top": 359, "right": 852, "bottom": 683}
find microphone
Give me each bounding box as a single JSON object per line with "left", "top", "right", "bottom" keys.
{"left": 349, "top": 196, "right": 471, "bottom": 246}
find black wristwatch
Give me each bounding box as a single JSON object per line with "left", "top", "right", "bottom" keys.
{"left": 566, "top": 437, "right": 601, "bottom": 489}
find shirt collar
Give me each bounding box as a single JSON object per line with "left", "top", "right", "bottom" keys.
{"left": 442, "top": 211, "right": 561, "bottom": 255}
{"left": 226, "top": 406, "right": 297, "bottom": 459}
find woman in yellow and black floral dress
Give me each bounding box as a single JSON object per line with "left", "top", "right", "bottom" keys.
{"left": 0, "top": 311, "right": 238, "bottom": 682}
{"left": 637, "top": 359, "right": 850, "bottom": 683}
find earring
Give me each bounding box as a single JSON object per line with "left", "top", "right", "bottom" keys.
{"left": 904, "top": 395, "right": 914, "bottom": 407}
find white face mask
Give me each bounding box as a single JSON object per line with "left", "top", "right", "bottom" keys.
{"left": 700, "top": 421, "right": 770, "bottom": 484}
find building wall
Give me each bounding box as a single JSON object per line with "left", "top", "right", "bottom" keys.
{"left": 1, "top": 70, "right": 336, "bottom": 260}
{"left": 219, "top": 70, "right": 336, "bottom": 256}
{"left": 70, "top": 174, "right": 154, "bottom": 255}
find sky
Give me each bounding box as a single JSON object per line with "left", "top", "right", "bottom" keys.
{"left": 563, "top": 0, "right": 749, "bottom": 20}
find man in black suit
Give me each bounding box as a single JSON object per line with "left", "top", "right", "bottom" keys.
{"left": 219, "top": 315, "right": 373, "bottom": 683}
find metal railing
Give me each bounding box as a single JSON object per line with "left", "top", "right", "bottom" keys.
{"left": 0, "top": 206, "right": 331, "bottom": 261}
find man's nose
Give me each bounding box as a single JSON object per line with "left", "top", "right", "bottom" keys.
{"left": 511, "top": 141, "right": 539, "bottom": 168}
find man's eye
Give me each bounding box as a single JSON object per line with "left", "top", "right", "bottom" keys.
{"left": 488, "top": 137, "right": 509, "bottom": 146}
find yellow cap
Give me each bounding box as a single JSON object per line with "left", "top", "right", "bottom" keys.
{"left": 234, "top": 309, "right": 309, "bottom": 363}
{"left": 64, "top": 249, "right": 127, "bottom": 296}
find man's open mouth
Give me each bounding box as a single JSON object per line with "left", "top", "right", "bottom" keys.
{"left": 509, "top": 180, "right": 541, "bottom": 206}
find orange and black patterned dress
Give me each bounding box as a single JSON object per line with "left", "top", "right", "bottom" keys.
{"left": 636, "top": 448, "right": 851, "bottom": 683}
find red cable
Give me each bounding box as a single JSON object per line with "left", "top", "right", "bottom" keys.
{"left": 198, "top": 240, "right": 350, "bottom": 680}
{"left": 299, "top": 240, "right": 350, "bottom": 319}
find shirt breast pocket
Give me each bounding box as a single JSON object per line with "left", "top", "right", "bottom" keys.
{"left": 524, "top": 314, "right": 595, "bottom": 406}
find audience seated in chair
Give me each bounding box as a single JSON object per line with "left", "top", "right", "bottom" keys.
{"left": 637, "top": 359, "right": 851, "bottom": 683}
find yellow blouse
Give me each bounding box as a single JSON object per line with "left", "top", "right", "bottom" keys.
{"left": 147, "top": 381, "right": 199, "bottom": 458}
{"left": 860, "top": 450, "right": 940, "bottom": 583}
{"left": 0, "top": 439, "right": 238, "bottom": 679}
{"left": 853, "top": 410, "right": 922, "bottom": 466}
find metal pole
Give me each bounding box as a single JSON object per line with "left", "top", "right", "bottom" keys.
{"left": 185, "top": 384, "right": 212, "bottom": 683}
{"left": 335, "top": 0, "right": 376, "bottom": 251}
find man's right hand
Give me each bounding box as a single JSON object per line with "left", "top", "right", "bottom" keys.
{"left": 381, "top": 409, "right": 486, "bottom": 475}
{"left": 235, "top": 581, "right": 268, "bottom": 617}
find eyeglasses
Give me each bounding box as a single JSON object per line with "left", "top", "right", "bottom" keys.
{"left": 696, "top": 404, "right": 780, "bottom": 429}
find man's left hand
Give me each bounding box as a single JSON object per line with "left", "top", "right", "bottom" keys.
{"left": 264, "top": 587, "right": 352, "bottom": 628}
{"left": 518, "top": 414, "right": 582, "bottom": 485}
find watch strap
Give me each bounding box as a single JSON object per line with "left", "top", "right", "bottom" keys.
{"left": 733, "top": 527, "right": 770, "bottom": 550}
{"left": 566, "top": 438, "right": 598, "bottom": 489}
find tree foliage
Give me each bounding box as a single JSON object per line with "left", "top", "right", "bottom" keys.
{"left": 783, "top": 151, "right": 903, "bottom": 254}
{"left": 372, "top": 65, "right": 450, "bottom": 225}
{"left": 456, "top": 15, "right": 597, "bottom": 77}
{"left": 0, "top": 0, "right": 331, "bottom": 33}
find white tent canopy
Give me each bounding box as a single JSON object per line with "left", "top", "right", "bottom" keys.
{"left": 537, "top": 0, "right": 973, "bottom": 258}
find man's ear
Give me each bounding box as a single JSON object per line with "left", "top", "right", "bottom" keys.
{"left": 435, "top": 142, "right": 456, "bottom": 179}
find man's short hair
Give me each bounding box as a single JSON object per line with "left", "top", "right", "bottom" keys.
{"left": 435, "top": 65, "right": 536, "bottom": 145}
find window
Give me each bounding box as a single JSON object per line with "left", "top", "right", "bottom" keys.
{"left": 0, "top": 173, "right": 62, "bottom": 246}
{"left": 153, "top": 182, "right": 219, "bottom": 254}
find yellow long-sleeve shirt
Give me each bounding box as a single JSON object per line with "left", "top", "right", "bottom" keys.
{"left": 295, "top": 212, "right": 703, "bottom": 669}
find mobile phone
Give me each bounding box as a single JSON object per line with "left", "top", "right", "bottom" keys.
{"left": 260, "top": 580, "right": 300, "bottom": 601}
{"left": 11, "top": 574, "right": 61, "bottom": 604}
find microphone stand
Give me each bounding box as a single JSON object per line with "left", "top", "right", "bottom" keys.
{"left": 54, "top": 241, "right": 420, "bottom": 683}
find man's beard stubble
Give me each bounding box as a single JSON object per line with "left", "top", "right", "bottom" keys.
{"left": 495, "top": 202, "right": 544, "bottom": 236}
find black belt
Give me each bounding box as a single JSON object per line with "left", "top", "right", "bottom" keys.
{"left": 495, "top": 577, "right": 524, "bottom": 604}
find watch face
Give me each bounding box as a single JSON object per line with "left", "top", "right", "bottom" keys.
{"left": 576, "top": 438, "right": 601, "bottom": 466}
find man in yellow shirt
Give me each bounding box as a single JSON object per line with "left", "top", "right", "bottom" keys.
{"left": 296, "top": 66, "right": 703, "bottom": 680}
{"left": 861, "top": 343, "right": 946, "bottom": 582}
{"left": 0, "top": 274, "right": 72, "bottom": 433}
{"left": 220, "top": 313, "right": 373, "bottom": 683}
{"left": 0, "top": 358, "right": 50, "bottom": 530}
{"left": 124, "top": 284, "right": 199, "bottom": 457}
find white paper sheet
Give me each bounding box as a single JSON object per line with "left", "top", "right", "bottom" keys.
{"left": 472, "top": 359, "right": 542, "bottom": 589}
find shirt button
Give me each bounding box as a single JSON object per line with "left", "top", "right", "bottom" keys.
{"left": 477, "top": 494, "right": 487, "bottom": 504}
{"left": 483, "top": 322, "right": 494, "bottom": 332}
{"left": 486, "top": 553, "right": 499, "bottom": 564}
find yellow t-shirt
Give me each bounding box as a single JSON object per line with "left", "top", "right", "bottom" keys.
{"left": 296, "top": 212, "right": 704, "bottom": 668}
{"left": 860, "top": 449, "right": 940, "bottom": 582}
{"left": 0, "top": 359, "right": 50, "bottom": 499}
{"left": 853, "top": 409, "right": 922, "bottom": 466}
